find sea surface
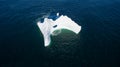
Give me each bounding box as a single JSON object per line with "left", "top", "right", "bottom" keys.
{"left": 0, "top": 0, "right": 120, "bottom": 67}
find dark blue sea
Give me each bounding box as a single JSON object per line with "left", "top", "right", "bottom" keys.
{"left": 0, "top": 0, "right": 120, "bottom": 67}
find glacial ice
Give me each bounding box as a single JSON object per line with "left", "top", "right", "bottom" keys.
{"left": 37, "top": 13, "right": 81, "bottom": 47}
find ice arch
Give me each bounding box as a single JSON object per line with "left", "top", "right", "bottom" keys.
{"left": 37, "top": 13, "right": 81, "bottom": 47}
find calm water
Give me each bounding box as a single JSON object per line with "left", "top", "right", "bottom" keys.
{"left": 0, "top": 0, "right": 120, "bottom": 67}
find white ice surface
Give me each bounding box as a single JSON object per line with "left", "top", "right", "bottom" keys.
{"left": 37, "top": 14, "right": 81, "bottom": 47}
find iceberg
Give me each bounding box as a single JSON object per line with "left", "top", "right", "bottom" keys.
{"left": 37, "top": 13, "right": 81, "bottom": 47}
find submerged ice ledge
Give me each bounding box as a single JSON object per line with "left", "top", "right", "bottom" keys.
{"left": 37, "top": 13, "right": 81, "bottom": 47}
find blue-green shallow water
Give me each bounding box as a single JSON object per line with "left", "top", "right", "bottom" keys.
{"left": 0, "top": 0, "right": 120, "bottom": 67}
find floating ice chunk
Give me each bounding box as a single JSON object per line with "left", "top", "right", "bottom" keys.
{"left": 57, "top": 13, "right": 59, "bottom": 16}
{"left": 37, "top": 13, "right": 81, "bottom": 47}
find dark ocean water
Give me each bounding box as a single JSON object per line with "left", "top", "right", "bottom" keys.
{"left": 0, "top": 0, "right": 120, "bottom": 67}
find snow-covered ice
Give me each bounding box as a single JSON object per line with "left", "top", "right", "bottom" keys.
{"left": 37, "top": 13, "right": 81, "bottom": 47}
